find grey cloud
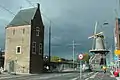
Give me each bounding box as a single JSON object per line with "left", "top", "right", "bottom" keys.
{"left": 0, "top": 0, "right": 117, "bottom": 59}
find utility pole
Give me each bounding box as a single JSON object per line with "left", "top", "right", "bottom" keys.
{"left": 72, "top": 40, "right": 75, "bottom": 69}
{"left": 48, "top": 21, "right": 51, "bottom": 68}
{"left": 70, "top": 40, "right": 81, "bottom": 69}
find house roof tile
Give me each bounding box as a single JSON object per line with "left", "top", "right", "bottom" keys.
{"left": 8, "top": 7, "right": 37, "bottom": 27}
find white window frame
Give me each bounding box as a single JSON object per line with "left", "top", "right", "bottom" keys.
{"left": 32, "top": 42, "right": 36, "bottom": 54}
{"left": 16, "top": 46, "right": 21, "bottom": 54}
{"left": 36, "top": 27, "right": 40, "bottom": 36}
{"left": 23, "top": 28, "right": 25, "bottom": 34}
{"left": 39, "top": 43, "right": 42, "bottom": 55}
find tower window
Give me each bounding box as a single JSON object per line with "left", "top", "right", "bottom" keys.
{"left": 13, "top": 29, "right": 15, "bottom": 35}
{"left": 16, "top": 46, "right": 21, "bottom": 54}
{"left": 36, "top": 27, "right": 40, "bottom": 36}
{"left": 39, "top": 43, "right": 42, "bottom": 55}
{"left": 23, "top": 28, "right": 25, "bottom": 34}
{"left": 32, "top": 42, "right": 36, "bottom": 54}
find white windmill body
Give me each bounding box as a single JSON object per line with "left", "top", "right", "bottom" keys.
{"left": 89, "top": 22, "right": 109, "bottom": 71}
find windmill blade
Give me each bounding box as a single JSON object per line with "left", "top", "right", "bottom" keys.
{"left": 88, "top": 35, "right": 94, "bottom": 39}
{"left": 94, "top": 21, "right": 98, "bottom": 35}
{"left": 88, "top": 32, "right": 103, "bottom": 39}
{"left": 95, "top": 32, "right": 103, "bottom": 36}
{"left": 88, "top": 22, "right": 100, "bottom": 49}
{"left": 88, "top": 22, "right": 98, "bottom": 39}
{"left": 92, "top": 21, "right": 98, "bottom": 49}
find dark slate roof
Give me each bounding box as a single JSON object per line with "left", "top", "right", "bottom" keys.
{"left": 8, "top": 7, "right": 37, "bottom": 27}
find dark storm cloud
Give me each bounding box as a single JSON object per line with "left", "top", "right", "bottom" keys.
{"left": 0, "top": 0, "right": 117, "bottom": 59}
{"left": 41, "top": 0, "right": 117, "bottom": 59}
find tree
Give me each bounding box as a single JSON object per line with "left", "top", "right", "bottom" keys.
{"left": 82, "top": 53, "right": 90, "bottom": 63}
{"left": 51, "top": 56, "right": 60, "bottom": 62}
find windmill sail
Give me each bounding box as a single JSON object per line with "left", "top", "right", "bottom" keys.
{"left": 92, "top": 22, "right": 98, "bottom": 49}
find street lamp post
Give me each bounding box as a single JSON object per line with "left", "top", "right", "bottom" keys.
{"left": 72, "top": 40, "right": 75, "bottom": 69}
{"left": 102, "top": 22, "right": 109, "bottom": 66}
{"left": 48, "top": 21, "right": 52, "bottom": 71}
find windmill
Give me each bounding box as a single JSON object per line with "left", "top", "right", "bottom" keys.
{"left": 88, "top": 22, "right": 109, "bottom": 71}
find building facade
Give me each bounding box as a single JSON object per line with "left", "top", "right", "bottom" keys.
{"left": 114, "top": 18, "right": 120, "bottom": 59}
{"left": 4, "top": 3, "right": 44, "bottom": 74}
{"left": 114, "top": 18, "right": 120, "bottom": 50}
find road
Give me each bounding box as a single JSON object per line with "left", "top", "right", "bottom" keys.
{"left": 85, "top": 71, "right": 117, "bottom": 80}
{"left": 0, "top": 72, "right": 93, "bottom": 80}
{"left": 0, "top": 71, "right": 118, "bottom": 80}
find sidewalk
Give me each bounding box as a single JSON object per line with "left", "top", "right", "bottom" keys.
{"left": 0, "top": 72, "right": 34, "bottom": 79}
{"left": 0, "top": 72, "right": 74, "bottom": 80}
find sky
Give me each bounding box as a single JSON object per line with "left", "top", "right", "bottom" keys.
{"left": 0, "top": 0, "right": 119, "bottom": 59}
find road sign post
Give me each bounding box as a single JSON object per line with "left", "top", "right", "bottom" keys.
{"left": 78, "top": 54, "right": 84, "bottom": 79}
{"left": 80, "top": 60, "right": 82, "bottom": 79}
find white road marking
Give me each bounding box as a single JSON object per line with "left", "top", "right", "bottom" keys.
{"left": 110, "top": 75, "right": 114, "bottom": 77}
{"left": 70, "top": 77, "right": 79, "bottom": 80}
{"left": 85, "top": 72, "right": 97, "bottom": 80}
{"left": 70, "top": 72, "right": 94, "bottom": 80}
{"left": 85, "top": 78, "right": 89, "bottom": 80}
{"left": 88, "top": 72, "right": 94, "bottom": 75}
{"left": 116, "top": 77, "right": 120, "bottom": 80}
{"left": 89, "top": 72, "right": 98, "bottom": 78}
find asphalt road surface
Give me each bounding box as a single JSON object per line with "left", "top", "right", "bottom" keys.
{"left": 84, "top": 71, "right": 117, "bottom": 80}
{"left": 0, "top": 72, "right": 93, "bottom": 80}
{"left": 0, "top": 71, "right": 118, "bottom": 80}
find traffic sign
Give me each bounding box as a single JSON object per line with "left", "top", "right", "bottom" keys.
{"left": 78, "top": 54, "right": 84, "bottom": 60}
{"left": 114, "top": 56, "right": 118, "bottom": 61}
{"left": 114, "top": 50, "right": 120, "bottom": 56}
{"left": 78, "top": 54, "right": 83, "bottom": 79}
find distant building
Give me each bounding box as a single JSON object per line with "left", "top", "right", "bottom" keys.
{"left": 4, "top": 3, "right": 44, "bottom": 74}
{"left": 114, "top": 18, "right": 120, "bottom": 50}
{"left": 114, "top": 18, "right": 120, "bottom": 59}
